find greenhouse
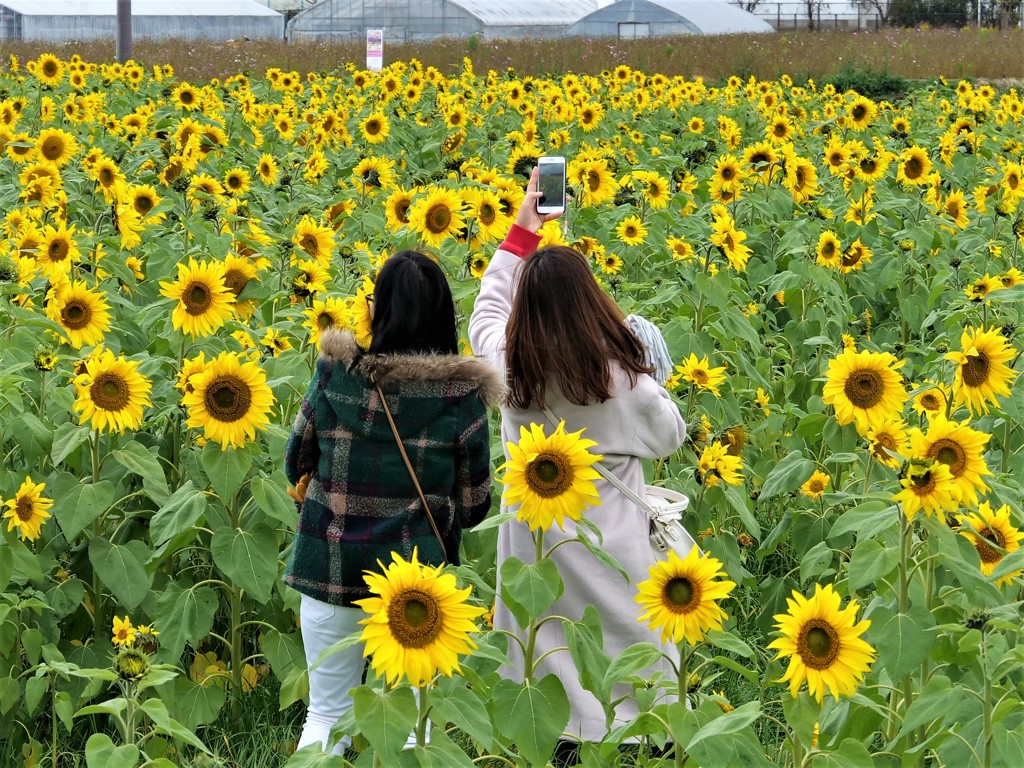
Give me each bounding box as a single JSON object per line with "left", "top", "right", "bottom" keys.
{"left": 566, "top": 0, "right": 775, "bottom": 37}
{"left": 287, "top": 0, "right": 602, "bottom": 42}
{"left": 0, "top": 0, "right": 285, "bottom": 43}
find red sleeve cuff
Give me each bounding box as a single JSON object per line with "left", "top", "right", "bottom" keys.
{"left": 499, "top": 224, "right": 543, "bottom": 259}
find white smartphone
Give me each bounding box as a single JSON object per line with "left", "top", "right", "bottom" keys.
{"left": 536, "top": 156, "right": 567, "bottom": 215}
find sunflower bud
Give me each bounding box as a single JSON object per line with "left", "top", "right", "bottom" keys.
{"left": 115, "top": 647, "right": 150, "bottom": 681}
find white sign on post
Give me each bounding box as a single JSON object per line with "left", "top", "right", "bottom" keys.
{"left": 366, "top": 29, "right": 384, "bottom": 72}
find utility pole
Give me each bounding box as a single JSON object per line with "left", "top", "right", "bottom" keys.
{"left": 116, "top": 0, "right": 132, "bottom": 63}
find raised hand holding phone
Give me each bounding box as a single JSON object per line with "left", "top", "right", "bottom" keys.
{"left": 516, "top": 165, "right": 565, "bottom": 234}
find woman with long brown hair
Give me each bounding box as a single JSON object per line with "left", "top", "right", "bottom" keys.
{"left": 469, "top": 168, "right": 687, "bottom": 764}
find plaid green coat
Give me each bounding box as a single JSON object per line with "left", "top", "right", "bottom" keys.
{"left": 283, "top": 329, "right": 503, "bottom": 606}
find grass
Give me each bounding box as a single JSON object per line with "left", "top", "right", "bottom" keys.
{"left": 2, "top": 28, "right": 1023, "bottom": 85}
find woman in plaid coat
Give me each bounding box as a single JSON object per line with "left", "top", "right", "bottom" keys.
{"left": 284, "top": 251, "right": 502, "bottom": 756}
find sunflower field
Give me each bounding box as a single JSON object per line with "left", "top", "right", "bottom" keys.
{"left": 0, "top": 49, "right": 1023, "bottom": 767}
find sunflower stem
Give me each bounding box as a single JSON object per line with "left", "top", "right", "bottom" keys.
{"left": 415, "top": 683, "right": 430, "bottom": 747}
{"left": 1001, "top": 417, "right": 1011, "bottom": 475}
{"left": 522, "top": 529, "right": 545, "bottom": 684}
{"left": 90, "top": 429, "right": 105, "bottom": 643}
{"left": 675, "top": 641, "right": 691, "bottom": 768}
{"left": 982, "top": 634, "right": 993, "bottom": 768}
{"left": 896, "top": 509, "right": 916, "bottom": 758}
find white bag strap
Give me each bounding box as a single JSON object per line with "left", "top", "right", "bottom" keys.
{"left": 541, "top": 407, "right": 656, "bottom": 516}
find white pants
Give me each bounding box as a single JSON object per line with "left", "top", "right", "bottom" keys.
{"left": 297, "top": 594, "right": 426, "bottom": 755}
{"left": 297, "top": 594, "right": 365, "bottom": 756}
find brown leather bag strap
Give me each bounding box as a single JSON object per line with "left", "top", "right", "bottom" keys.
{"left": 375, "top": 383, "right": 447, "bottom": 559}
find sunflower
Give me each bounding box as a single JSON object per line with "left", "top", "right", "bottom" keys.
{"left": 46, "top": 280, "right": 111, "bottom": 349}
{"left": 256, "top": 153, "right": 279, "bottom": 185}
{"left": 943, "top": 190, "right": 970, "bottom": 229}
{"left": 958, "top": 502, "right": 1023, "bottom": 586}
{"left": 355, "top": 549, "right": 485, "bottom": 687}
{"left": 783, "top": 153, "right": 819, "bottom": 204}
{"left": 360, "top": 112, "right": 390, "bottom": 144}
{"left": 176, "top": 352, "right": 210, "bottom": 395}
{"left": 346, "top": 277, "right": 375, "bottom": 349}
{"left": 909, "top": 414, "right": 991, "bottom": 506}
{"left": 964, "top": 275, "right": 1000, "bottom": 302}
{"left": 353, "top": 156, "right": 396, "bottom": 194}
{"left": 38, "top": 221, "right": 81, "bottom": 279}
{"left": 766, "top": 114, "right": 794, "bottom": 144}
{"left": 182, "top": 350, "right": 275, "bottom": 450}
{"left": 261, "top": 328, "right": 292, "bottom": 357}
{"left": 911, "top": 381, "right": 949, "bottom": 421}
{"left": 712, "top": 155, "right": 746, "bottom": 192}
{"left": 466, "top": 188, "right": 508, "bottom": 243}
{"left": 893, "top": 459, "right": 959, "bottom": 520}
{"left": 822, "top": 349, "right": 908, "bottom": 434}
{"left": 616, "top": 215, "right": 648, "bottom": 246}
{"left": 768, "top": 583, "right": 875, "bottom": 703}
{"left": 73, "top": 349, "right": 152, "bottom": 433}
{"left": 839, "top": 239, "right": 872, "bottom": 274}
{"left": 635, "top": 547, "right": 736, "bottom": 645}
{"left": 36, "top": 128, "right": 78, "bottom": 167}
{"left": 172, "top": 83, "right": 200, "bottom": 110}
{"left": 292, "top": 259, "right": 331, "bottom": 299}
{"left": 159, "top": 259, "right": 235, "bottom": 339}
{"left": 667, "top": 237, "right": 694, "bottom": 261}
{"left": 35, "top": 53, "right": 65, "bottom": 86}
{"left": 709, "top": 216, "right": 752, "bottom": 272}
{"left": 816, "top": 231, "right": 842, "bottom": 269}
{"left": 847, "top": 96, "right": 878, "bottom": 131}
{"left": 407, "top": 187, "right": 466, "bottom": 249}
{"left": 384, "top": 187, "right": 415, "bottom": 230}
{"left": 897, "top": 146, "right": 932, "bottom": 186}
{"left": 303, "top": 296, "right": 348, "bottom": 346}
{"left": 633, "top": 170, "right": 672, "bottom": 209}
{"left": 497, "top": 420, "right": 603, "bottom": 532}
{"left": 597, "top": 252, "right": 623, "bottom": 275}
{"left": 3, "top": 477, "right": 53, "bottom": 542}
{"left": 291, "top": 215, "right": 335, "bottom": 265}
{"left": 90, "top": 157, "right": 125, "bottom": 203}
{"left": 568, "top": 158, "right": 619, "bottom": 208}
{"left": 112, "top": 615, "right": 137, "bottom": 647}
{"left": 945, "top": 326, "right": 1017, "bottom": 417}
{"left": 223, "top": 168, "right": 251, "bottom": 197}
{"left": 697, "top": 441, "right": 743, "bottom": 486}
{"left": 800, "top": 470, "right": 830, "bottom": 500}
{"left": 675, "top": 353, "right": 727, "bottom": 397}
{"left": 865, "top": 417, "right": 910, "bottom": 468}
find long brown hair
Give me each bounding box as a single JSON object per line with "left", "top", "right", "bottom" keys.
{"left": 506, "top": 245, "right": 652, "bottom": 409}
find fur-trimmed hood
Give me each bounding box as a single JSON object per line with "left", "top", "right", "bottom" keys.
{"left": 318, "top": 328, "right": 504, "bottom": 407}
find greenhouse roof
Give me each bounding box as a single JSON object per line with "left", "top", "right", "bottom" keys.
{"left": 449, "top": 0, "right": 602, "bottom": 26}
{"left": 574, "top": 0, "right": 773, "bottom": 33}
{"left": 0, "top": 0, "right": 281, "bottom": 16}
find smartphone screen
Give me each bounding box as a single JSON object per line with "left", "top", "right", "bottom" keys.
{"left": 537, "top": 158, "right": 566, "bottom": 212}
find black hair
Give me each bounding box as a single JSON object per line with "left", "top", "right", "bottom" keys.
{"left": 367, "top": 250, "right": 459, "bottom": 355}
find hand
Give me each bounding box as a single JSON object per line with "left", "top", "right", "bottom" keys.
{"left": 514, "top": 166, "right": 564, "bottom": 234}
{"left": 287, "top": 473, "right": 310, "bottom": 504}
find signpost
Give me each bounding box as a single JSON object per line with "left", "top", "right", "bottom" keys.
{"left": 366, "top": 28, "right": 383, "bottom": 72}
{"left": 116, "top": 0, "right": 132, "bottom": 63}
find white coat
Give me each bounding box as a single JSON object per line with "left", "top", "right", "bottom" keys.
{"left": 469, "top": 243, "right": 688, "bottom": 743}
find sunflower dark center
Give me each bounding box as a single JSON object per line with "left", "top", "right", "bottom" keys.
{"left": 426, "top": 204, "right": 452, "bottom": 234}
{"left": 911, "top": 468, "right": 936, "bottom": 492}
{"left": 42, "top": 61, "right": 58, "bottom": 77}
{"left": 843, "top": 369, "right": 883, "bottom": 409}
{"left": 721, "top": 167, "right": 734, "bottom": 181}
{"left": 387, "top": 589, "right": 442, "bottom": 648}
{"left": 223, "top": 270, "right": 248, "bottom": 297}
{"left": 300, "top": 235, "right": 319, "bottom": 257}
{"left": 525, "top": 452, "right": 572, "bottom": 498}
{"left": 205, "top": 375, "right": 252, "bottom": 422}
{"left": 663, "top": 577, "right": 698, "bottom": 612}
{"left": 41, "top": 138, "right": 63, "bottom": 161}
{"left": 920, "top": 393, "right": 941, "bottom": 411}
{"left": 99, "top": 167, "right": 115, "bottom": 185}
{"left": 61, "top": 300, "right": 90, "bottom": 329}
{"left": 317, "top": 312, "right": 334, "bottom": 330}
{"left": 860, "top": 158, "right": 877, "bottom": 173}
{"left": 587, "top": 170, "right": 601, "bottom": 192}
{"left": 822, "top": 241, "right": 836, "bottom": 258}
{"left": 91, "top": 372, "right": 130, "bottom": 411}
{"left": 905, "top": 157, "right": 923, "bottom": 177}
{"left": 961, "top": 353, "right": 990, "bottom": 388}
{"left": 185, "top": 282, "right": 213, "bottom": 315}
{"left": 930, "top": 439, "right": 965, "bottom": 476}
{"left": 48, "top": 239, "right": 69, "bottom": 260}
{"left": 852, "top": 105, "right": 867, "bottom": 120}
{"left": 773, "top": 123, "right": 787, "bottom": 137}
{"left": 973, "top": 526, "right": 1005, "bottom": 564}
{"left": 15, "top": 497, "right": 35, "bottom": 522}
{"left": 841, "top": 248, "right": 863, "bottom": 267}
{"left": 479, "top": 203, "right": 496, "bottom": 226}
{"left": 799, "top": 621, "right": 839, "bottom": 669}
{"left": 365, "top": 119, "right": 381, "bottom": 136}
